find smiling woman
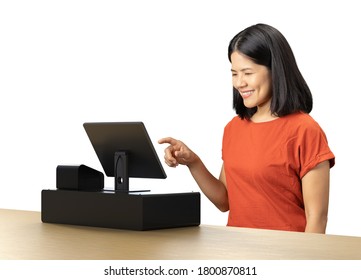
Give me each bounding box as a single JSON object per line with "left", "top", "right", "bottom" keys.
{"left": 230, "top": 52, "right": 273, "bottom": 122}
{"left": 159, "top": 23, "right": 335, "bottom": 234}
{"left": 228, "top": 23, "right": 313, "bottom": 121}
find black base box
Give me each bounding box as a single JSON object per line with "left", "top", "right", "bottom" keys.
{"left": 41, "top": 189, "right": 200, "bottom": 230}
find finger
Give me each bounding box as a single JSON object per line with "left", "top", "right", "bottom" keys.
{"left": 164, "top": 151, "right": 179, "bottom": 167}
{"left": 164, "top": 156, "right": 178, "bottom": 168}
{"left": 158, "top": 137, "right": 178, "bottom": 146}
{"left": 164, "top": 146, "right": 178, "bottom": 165}
{"left": 164, "top": 145, "right": 175, "bottom": 159}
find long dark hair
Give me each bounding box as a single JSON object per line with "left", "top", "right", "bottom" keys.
{"left": 228, "top": 23, "right": 313, "bottom": 119}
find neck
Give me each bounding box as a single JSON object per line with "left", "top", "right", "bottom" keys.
{"left": 251, "top": 108, "right": 278, "bottom": 123}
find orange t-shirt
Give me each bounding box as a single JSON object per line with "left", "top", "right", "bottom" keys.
{"left": 222, "top": 112, "right": 335, "bottom": 232}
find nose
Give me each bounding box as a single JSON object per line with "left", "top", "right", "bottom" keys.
{"left": 233, "top": 74, "right": 246, "bottom": 89}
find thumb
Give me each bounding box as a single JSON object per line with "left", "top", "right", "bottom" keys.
{"left": 175, "top": 149, "right": 191, "bottom": 160}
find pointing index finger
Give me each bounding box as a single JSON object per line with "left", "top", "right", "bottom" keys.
{"left": 158, "top": 137, "right": 178, "bottom": 145}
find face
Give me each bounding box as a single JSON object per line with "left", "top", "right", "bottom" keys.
{"left": 231, "top": 51, "right": 272, "bottom": 113}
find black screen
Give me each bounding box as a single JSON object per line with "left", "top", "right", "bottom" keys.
{"left": 83, "top": 122, "right": 166, "bottom": 179}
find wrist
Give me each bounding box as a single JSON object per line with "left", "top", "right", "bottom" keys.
{"left": 186, "top": 154, "right": 201, "bottom": 169}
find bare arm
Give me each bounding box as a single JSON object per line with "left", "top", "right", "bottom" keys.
{"left": 188, "top": 160, "right": 229, "bottom": 212}
{"left": 158, "top": 137, "right": 229, "bottom": 212}
{"left": 302, "top": 160, "right": 330, "bottom": 234}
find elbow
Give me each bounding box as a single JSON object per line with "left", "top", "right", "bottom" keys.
{"left": 217, "top": 190, "right": 229, "bottom": 212}
{"left": 305, "top": 212, "right": 328, "bottom": 234}
{"left": 217, "top": 201, "right": 229, "bottom": 213}
{"left": 219, "top": 206, "right": 229, "bottom": 213}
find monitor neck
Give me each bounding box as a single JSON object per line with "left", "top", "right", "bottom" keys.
{"left": 114, "top": 151, "right": 129, "bottom": 192}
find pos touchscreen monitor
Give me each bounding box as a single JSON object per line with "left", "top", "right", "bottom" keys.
{"left": 83, "top": 122, "right": 166, "bottom": 192}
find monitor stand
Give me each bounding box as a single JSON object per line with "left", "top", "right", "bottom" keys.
{"left": 114, "top": 151, "right": 150, "bottom": 193}
{"left": 114, "top": 151, "right": 129, "bottom": 192}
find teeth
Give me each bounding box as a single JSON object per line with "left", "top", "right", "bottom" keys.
{"left": 241, "top": 90, "right": 253, "bottom": 97}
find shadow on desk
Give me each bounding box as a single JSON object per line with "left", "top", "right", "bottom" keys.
{"left": 1, "top": 209, "right": 361, "bottom": 260}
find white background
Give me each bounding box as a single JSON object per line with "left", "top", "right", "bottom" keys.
{"left": 1, "top": 0, "right": 360, "bottom": 237}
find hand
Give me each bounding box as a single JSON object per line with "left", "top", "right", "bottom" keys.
{"left": 158, "top": 137, "right": 198, "bottom": 168}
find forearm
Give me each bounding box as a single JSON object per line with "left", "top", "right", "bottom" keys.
{"left": 302, "top": 161, "right": 330, "bottom": 234}
{"left": 188, "top": 157, "right": 229, "bottom": 212}
{"left": 305, "top": 214, "right": 328, "bottom": 234}
{"left": 158, "top": 137, "right": 229, "bottom": 211}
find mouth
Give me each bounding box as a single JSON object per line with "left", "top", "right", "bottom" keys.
{"left": 240, "top": 90, "right": 254, "bottom": 99}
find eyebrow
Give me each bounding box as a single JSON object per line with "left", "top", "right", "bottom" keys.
{"left": 231, "top": 67, "right": 253, "bottom": 72}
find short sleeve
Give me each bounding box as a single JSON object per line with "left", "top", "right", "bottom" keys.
{"left": 299, "top": 122, "right": 335, "bottom": 178}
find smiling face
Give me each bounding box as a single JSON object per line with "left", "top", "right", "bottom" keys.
{"left": 231, "top": 51, "right": 273, "bottom": 117}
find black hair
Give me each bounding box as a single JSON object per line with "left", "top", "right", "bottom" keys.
{"left": 228, "top": 23, "right": 313, "bottom": 119}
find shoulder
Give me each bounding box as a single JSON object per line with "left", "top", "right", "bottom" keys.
{"left": 223, "top": 116, "right": 248, "bottom": 143}
{"left": 282, "top": 112, "right": 323, "bottom": 132}
{"left": 224, "top": 115, "right": 248, "bottom": 131}
{"left": 282, "top": 111, "right": 316, "bottom": 124}
{"left": 281, "top": 112, "right": 330, "bottom": 148}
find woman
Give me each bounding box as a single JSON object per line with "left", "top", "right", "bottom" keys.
{"left": 159, "top": 23, "right": 335, "bottom": 233}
